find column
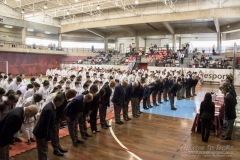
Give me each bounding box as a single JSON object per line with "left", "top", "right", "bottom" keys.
{"left": 115, "top": 38, "right": 118, "bottom": 52}
{"left": 179, "top": 37, "right": 182, "bottom": 50}
{"left": 22, "top": 27, "right": 27, "bottom": 45}
{"left": 58, "top": 33, "right": 62, "bottom": 48}
{"left": 217, "top": 32, "right": 222, "bottom": 53}
{"left": 172, "top": 34, "right": 176, "bottom": 51}
{"left": 104, "top": 38, "right": 108, "bottom": 52}
{"left": 144, "top": 38, "right": 147, "bottom": 53}
{"left": 135, "top": 36, "right": 139, "bottom": 51}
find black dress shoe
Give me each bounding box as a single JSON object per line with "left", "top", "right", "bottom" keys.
{"left": 59, "top": 147, "right": 68, "bottom": 153}
{"left": 30, "top": 138, "right": 36, "bottom": 142}
{"left": 73, "top": 142, "right": 79, "bottom": 147}
{"left": 158, "top": 102, "right": 163, "bottom": 104}
{"left": 102, "top": 126, "right": 108, "bottom": 129}
{"left": 124, "top": 118, "right": 129, "bottom": 121}
{"left": 127, "top": 117, "right": 132, "bottom": 120}
{"left": 221, "top": 137, "right": 232, "bottom": 140}
{"left": 53, "top": 150, "right": 64, "bottom": 157}
{"left": 85, "top": 133, "right": 93, "bottom": 137}
{"left": 76, "top": 139, "right": 84, "bottom": 144}
{"left": 105, "top": 124, "right": 111, "bottom": 127}
{"left": 116, "top": 121, "right": 124, "bottom": 125}
{"left": 14, "top": 138, "right": 22, "bottom": 142}
{"left": 171, "top": 107, "right": 177, "bottom": 110}
{"left": 133, "top": 115, "right": 138, "bottom": 118}
{"left": 92, "top": 130, "right": 101, "bottom": 134}
{"left": 82, "top": 136, "right": 87, "bottom": 140}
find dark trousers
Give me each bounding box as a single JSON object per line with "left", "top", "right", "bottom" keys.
{"left": 152, "top": 91, "right": 158, "bottom": 105}
{"left": 131, "top": 98, "right": 139, "bottom": 116}
{"left": 90, "top": 106, "right": 99, "bottom": 132}
{"left": 181, "top": 58, "right": 184, "bottom": 64}
{"left": 114, "top": 103, "right": 122, "bottom": 122}
{"left": 163, "top": 89, "right": 168, "bottom": 101}
{"left": 146, "top": 95, "right": 151, "bottom": 107}
{"left": 67, "top": 118, "right": 78, "bottom": 143}
{"left": 78, "top": 114, "right": 87, "bottom": 138}
{"left": 157, "top": 91, "right": 162, "bottom": 103}
{"left": 201, "top": 119, "right": 211, "bottom": 141}
{"left": 137, "top": 98, "right": 141, "bottom": 114}
{"left": 221, "top": 119, "right": 235, "bottom": 138}
{"left": 0, "top": 145, "right": 9, "bottom": 160}
{"left": 51, "top": 122, "right": 61, "bottom": 151}
{"left": 192, "top": 86, "right": 196, "bottom": 95}
{"left": 186, "top": 87, "right": 191, "bottom": 97}
{"left": 169, "top": 94, "right": 175, "bottom": 108}
{"left": 99, "top": 104, "right": 107, "bottom": 127}
{"left": 143, "top": 97, "right": 147, "bottom": 109}
{"left": 123, "top": 101, "right": 130, "bottom": 119}
{"left": 36, "top": 137, "right": 48, "bottom": 160}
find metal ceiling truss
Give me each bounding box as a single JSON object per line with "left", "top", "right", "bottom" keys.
{"left": 210, "top": 0, "right": 230, "bottom": 8}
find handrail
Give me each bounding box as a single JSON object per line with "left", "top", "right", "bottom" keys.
{"left": 0, "top": 40, "right": 239, "bottom": 54}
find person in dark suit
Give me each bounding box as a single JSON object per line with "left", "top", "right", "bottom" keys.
{"left": 185, "top": 75, "right": 192, "bottom": 98}
{"left": 130, "top": 81, "right": 140, "bottom": 118}
{"left": 163, "top": 77, "right": 170, "bottom": 102}
{"left": 51, "top": 89, "right": 77, "bottom": 157}
{"left": 90, "top": 86, "right": 105, "bottom": 133}
{"left": 0, "top": 105, "right": 38, "bottom": 159}
{"left": 199, "top": 93, "right": 215, "bottom": 142}
{"left": 191, "top": 75, "right": 199, "bottom": 96}
{"left": 220, "top": 83, "right": 237, "bottom": 140}
{"left": 168, "top": 79, "right": 181, "bottom": 110}
{"left": 88, "top": 84, "right": 100, "bottom": 135}
{"left": 111, "top": 80, "right": 128, "bottom": 125}
{"left": 0, "top": 87, "right": 5, "bottom": 103}
{"left": 142, "top": 83, "right": 150, "bottom": 110}
{"left": 151, "top": 77, "right": 159, "bottom": 106}
{"left": 137, "top": 80, "right": 144, "bottom": 115}
{"left": 99, "top": 80, "right": 116, "bottom": 129}
{"left": 157, "top": 78, "right": 164, "bottom": 104}
{"left": 33, "top": 92, "right": 65, "bottom": 160}
{"left": 64, "top": 93, "right": 93, "bottom": 146}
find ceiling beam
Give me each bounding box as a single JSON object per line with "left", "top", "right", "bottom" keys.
{"left": 162, "top": 22, "right": 174, "bottom": 34}
{"left": 221, "top": 21, "right": 240, "bottom": 33}
{"left": 146, "top": 23, "right": 158, "bottom": 31}
{"left": 119, "top": 25, "right": 137, "bottom": 36}
{"left": 213, "top": 18, "right": 220, "bottom": 32}
{"left": 84, "top": 28, "right": 105, "bottom": 38}
{"left": 61, "top": 7, "right": 240, "bottom": 33}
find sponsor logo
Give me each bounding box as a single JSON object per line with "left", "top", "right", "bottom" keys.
{"left": 204, "top": 74, "right": 228, "bottom": 80}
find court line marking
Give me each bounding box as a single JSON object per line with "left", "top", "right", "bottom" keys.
{"left": 109, "top": 119, "right": 143, "bottom": 160}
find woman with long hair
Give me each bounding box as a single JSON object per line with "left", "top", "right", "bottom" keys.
{"left": 199, "top": 92, "right": 215, "bottom": 142}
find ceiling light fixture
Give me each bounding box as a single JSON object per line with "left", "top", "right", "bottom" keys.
{"left": 21, "top": 9, "right": 25, "bottom": 14}
{"left": 27, "top": 28, "right": 34, "bottom": 32}
{"left": 75, "top": 0, "right": 79, "bottom": 2}
{"left": 96, "top": 5, "right": 100, "bottom": 10}
{"left": 16, "top": 0, "right": 20, "bottom": 2}
{"left": 44, "top": 3, "right": 48, "bottom": 9}
{"left": 4, "top": 25, "right": 13, "bottom": 29}
{"left": 135, "top": 0, "right": 139, "bottom": 5}
{"left": 45, "top": 31, "right": 51, "bottom": 34}
{"left": 67, "top": 10, "right": 70, "bottom": 15}
{"left": 4, "top": 0, "right": 7, "bottom": 5}
{"left": 227, "top": 25, "right": 230, "bottom": 28}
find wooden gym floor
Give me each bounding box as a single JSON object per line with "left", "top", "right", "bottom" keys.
{"left": 10, "top": 85, "right": 240, "bottom": 160}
